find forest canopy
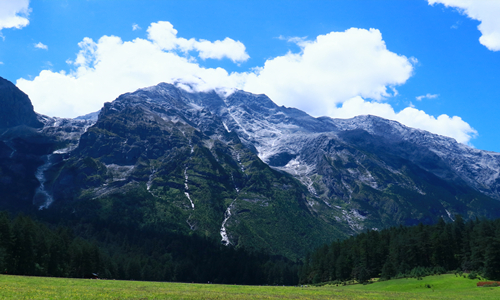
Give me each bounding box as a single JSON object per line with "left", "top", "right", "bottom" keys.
{"left": 300, "top": 216, "right": 500, "bottom": 284}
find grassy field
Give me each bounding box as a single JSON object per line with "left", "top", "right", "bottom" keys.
{"left": 0, "top": 274, "right": 498, "bottom": 299}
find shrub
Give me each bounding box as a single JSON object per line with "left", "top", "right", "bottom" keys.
{"left": 468, "top": 272, "right": 478, "bottom": 280}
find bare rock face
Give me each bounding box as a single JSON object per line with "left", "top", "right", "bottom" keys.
{"left": 0, "top": 77, "right": 43, "bottom": 129}
{"left": 41, "top": 83, "right": 500, "bottom": 235}
{"left": 1, "top": 78, "right": 500, "bottom": 259}
{"left": 0, "top": 77, "right": 95, "bottom": 212}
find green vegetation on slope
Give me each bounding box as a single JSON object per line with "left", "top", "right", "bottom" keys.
{"left": 310, "top": 129, "right": 500, "bottom": 232}
{"left": 47, "top": 99, "right": 345, "bottom": 262}
{"left": 0, "top": 211, "right": 300, "bottom": 285}
{"left": 301, "top": 216, "right": 500, "bottom": 284}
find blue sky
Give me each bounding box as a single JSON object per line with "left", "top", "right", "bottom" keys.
{"left": 1, "top": 1, "right": 500, "bottom": 152}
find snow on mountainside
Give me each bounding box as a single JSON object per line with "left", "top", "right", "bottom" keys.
{"left": 2, "top": 79, "right": 500, "bottom": 243}
{"left": 157, "top": 84, "right": 500, "bottom": 203}
{"left": 227, "top": 87, "right": 494, "bottom": 201}
{"left": 40, "top": 81, "right": 345, "bottom": 259}
{"left": 0, "top": 96, "right": 95, "bottom": 211}
{"left": 325, "top": 115, "right": 500, "bottom": 200}
{"left": 32, "top": 115, "right": 96, "bottom": 209}
{"left": 117, "top": 83, "right": 500, "bottom": 203}
{"left": 83, "top": 82, "right": 500, "bottom": 231}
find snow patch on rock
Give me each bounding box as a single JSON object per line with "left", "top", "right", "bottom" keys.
{"left": 106, "top": 164, "right": 135, "bottom": 182}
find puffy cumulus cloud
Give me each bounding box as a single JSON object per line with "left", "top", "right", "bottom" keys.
{"left": 0, "top": 0, "right": 30, "bottom": 32}
{"left": 242, "top": 28, "right": 414, "bottom": 117}
{"left": 16, "top": 22, "right": 248, "bottom": 118}
{"left": 17, "top": 34, "right": 245, "bottom": 118}
{"left": 429, "top": 0, "right": 500, "bottom": 51}
{"left": 331, "top": 97, "right": 477, "bottom": 144}
{"left": 34, "top": 42, "right": 48, "bottom": 50}
{"left": 147, "top": 21, "right": 249, "bottom": 63}
{"left": 241, "top": 28, "right": 475, "bottom": 143}
{"left": 195, "top": 38, "right": 249, "bottom": 62}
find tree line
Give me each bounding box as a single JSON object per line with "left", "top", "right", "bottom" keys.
{"left": 0, "top": 211, "right": 299, "bottom": 285}
{"left": 300, "top": 215, "right": 500, "bottom": 284}
{"left": 5, "top": 208, "right": 499, "bottom": 286}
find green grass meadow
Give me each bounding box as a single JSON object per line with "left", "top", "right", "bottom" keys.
{"left": 0, "top": 274, "right": 498, "bottom": 299}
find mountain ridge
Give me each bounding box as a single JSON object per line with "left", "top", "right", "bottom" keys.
{"left": 1, "top": 78, "right": 500, "bottom": 259}
{"left": 0, "top": 76, "right": 43, "bottom": 130}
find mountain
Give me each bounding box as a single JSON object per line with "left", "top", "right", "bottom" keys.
{"left": 0, "top": 77, "right": 93, "bottom": 211}
{"left": 1, "top": 78, "right": 500, "bottom": 259}
{"left": 0, "top": 77, "right": 43, "bottom": 130}
{"left": 38, "top": 83, "right": 345, "bottom": 259}
{"left": 214, "top": 90, "right": 500, "bottom": 228}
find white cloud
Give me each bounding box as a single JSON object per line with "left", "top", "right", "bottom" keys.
{"left": 243, "top": 28, "right": 414, "bottom": 117}
{"left": 332, "top": 97, "right": 477, "bottom": 144}
{"left": 0, "top": 0, "right": 30, "bottom": 32}
{"left": 278, "top": 35, "right": 309, "bottom": 47}
{"left": 416, "top": 93, "right": 439, "bottom": 101}
{"left": 132, "top": 23, "right": 141, "bottom": 31}
{"left": 195, "top": 38, "right": 249, "bottom": 62}
{"left": 147, "top": 21, "right": 249, "bottom": 63}
{"left": 16, "top": 22, "right": 476, "bottom": 144}
{"left": 242, "top": 28, "right": 475, "bottom": 143}
{"left": 34, "top": 42, "right": 48, "bottom": 50}
{"left": 17, "top": 29, "right": 245, "bottom": 118}
{"left": 429, "top": 0, "right": 500, "bottom": 51}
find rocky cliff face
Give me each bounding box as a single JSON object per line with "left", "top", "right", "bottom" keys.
{"left": 149, "top": 84, "right": 500, "bottom": 229}
{"left": 0, "top": 76, "right": 43, "bottom": 130}
{"left": 42, "top": 83, "right": 343, "bottom": 259}
{"left": 0, "top": 77, "right": 95, "bottom": 211}
{"left": 1, "top": 79, "right": 500, "bottom": 259}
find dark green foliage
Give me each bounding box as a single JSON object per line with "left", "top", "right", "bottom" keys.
{"left": 0, "top": 211, "right": 299, "bottom": 285}
{"left": 483, "top": 228, "right": 500, "bottom": 281}
{"left": 300, "top": 216, "right": 500, "bottom": 283}
{"left": 0, "top": 212, "right": 99, "bottom": 278}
